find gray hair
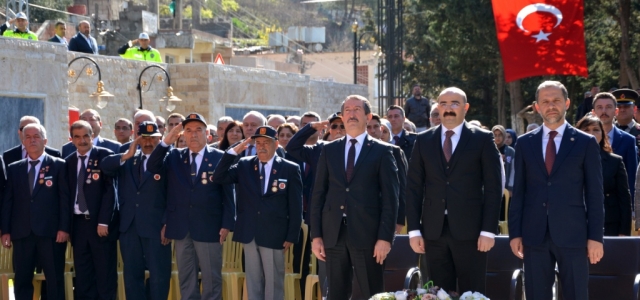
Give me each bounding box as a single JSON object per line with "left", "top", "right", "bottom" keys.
{"left": 243, "top": 111, "right": 267, "bottom": 125}
{"left": 134, "top": 109, "right": 156, "bottom": 121}
{"left": 19, "top": 116, "right": 41, "bottom": 125}
{"left": 302, "top": 111, "right": 321, "bottom": 122}
{"left": 535, "top": 81, "right": 568, "bottom": 102}
{"left": 404, "top": 120, "right": 416, "bottom": 132}
{"left": 22, "top": 123, "right": 47, "bottom": 139}
{"left": 438, "top": 87, "right": 468, "bottom": 103}
{"left": 70, "top": 120, "right": 93, "bottom": 137}
{"left": 217, "top": 116, "right": 234, "bottom": 126}
{"left": 81, "top": 109, "right": 101, "bottom": 121}
{"left": 341, "top": 95, "right": 372, "bottom": 115}
{"left": 526, "top": 123, "right": 540, "bottom": 132}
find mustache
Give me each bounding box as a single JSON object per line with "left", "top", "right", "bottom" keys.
{"left": 443, "top": 112, "right": 456, "bottom": 117}
{"left": 600, "top": 113, "right": 609, "bottom": 118}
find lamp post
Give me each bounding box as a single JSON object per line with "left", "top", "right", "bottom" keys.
{"left": 352, "top": 20, "right": 358, "bottom": 85}
{"left": 137, "top": 65, "right": 182, "bottom": 112}
{"left": 68, "top": 56, "right": 114, "bottom": 109}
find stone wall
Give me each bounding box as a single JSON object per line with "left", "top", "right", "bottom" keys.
{"left": 0, "top": 37, "right": 367, "bottom": 152}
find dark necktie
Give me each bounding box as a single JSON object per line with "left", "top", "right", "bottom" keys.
{"left": 260, "top": 162, "right": 266, "bottom": 195}
{"left": 247, "top": 145, "right": 254, "bottom": 156}
{"left": 393, "top": 135, "right": 400, "bottom": 145}
{"left": 77, "top": 156, "right": 88, "bottom": 212}
{"left": 191, "top": 153, "right": 198, "bottom": 185}
{"left": 545, "top": 131, "right": 558, "bottom": 175}
{"left": 443, "top": 130, "right": 454, "bottom": 162}
{"left": 139, "top": 155, "right": 147, "bottom": 182}
{"left": 346, "top": 139, "right": 357, "bottom": 182}
{"left": 618, "top": 124, "right": 629, "bottom": 131}
{"left": 28, "top": 160, "right": 39, "bottom": 195}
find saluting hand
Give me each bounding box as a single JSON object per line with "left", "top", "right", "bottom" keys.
{"left": 163, "top": 123, "right": 183, "bottom": 146}
{"left": 232, "top": 138, "right": 252, "bottom": 154}
{"left": 310, "top": 120, "right": 330, "bottom": 131}
{"left": 121, "top": 136, "right": 142, "bottom": 162}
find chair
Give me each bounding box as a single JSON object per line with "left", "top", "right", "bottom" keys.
{"left": 221, "top": 232, "right": 245, "bottom": 300}
{"left": 498, "top": 189, "right": 511, "bottom": 235}
{"left": 486, "top": 236, "right": 524, "bottom": 300}
{"left": 285, "top": 222, "right": 308, "bottom": 300}
{"left": 304, "top": 254, "right": 321, "bottom": 300}
{"left": 168, "top": 241, "right": 180, "bottom": 300}
{"left": 588, "top": 237, "right": 640, "bottom": 299}
{"left": 117, "top": 241, "right": 126, "bottom": 300}
{"left": 0, "top": 246, "right": 14, "bottom": 300}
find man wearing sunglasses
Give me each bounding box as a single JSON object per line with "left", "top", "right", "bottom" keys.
{"left": 326, "top": 112, "right": 345, "bottom": 141}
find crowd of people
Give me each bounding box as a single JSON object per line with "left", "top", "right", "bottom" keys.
{"left": 0, "top": 80, "right": 637, "bottom": 300}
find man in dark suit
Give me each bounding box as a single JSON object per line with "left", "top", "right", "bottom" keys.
{"left": 591, "top": 92, "right": 638, "bottom": 203}
{"left": 65, "top": 120, "right": 118, "bottom": 300}
{"left": 406, "top": 87, "right": 503, "bottom": 294}
{"left": 387, "top": 105, "right": 417, "bottom": 160}
{"left": 1, "top": 123, "right": 70, "bottom": 300}
{"left": 3, "top": 116, "right": 61, "bottom": 168}
{"left": 118, "top": 110, "right": 157, "bottom": 153}
{"left": 62, "top": 109, "right": 121, "bottom": 157}
{"left": 68, "top": 20, "right": 98, "bottom": 54}
{"left": 509, "top": 81, "right": 604, "bottom": 300}
{"left": 147, "top": 113, "right": 235, "bottom": 299}
{"left": 101, "top": 121, "right": 171, "bottom": 300}
{"left": 214, "top": 126, "right": 302, "bottom": 299}
{"left": 48, "top": 21, "right": 66, "bottom": 44}
{"left": 310, "top": 95, "right": 399, "bottom": 299}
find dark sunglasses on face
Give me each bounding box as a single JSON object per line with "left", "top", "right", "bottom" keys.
{"left": 331, "top": 124, "right": 345, "bottom": 130}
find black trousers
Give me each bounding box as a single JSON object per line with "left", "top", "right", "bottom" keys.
{"left": 325, "top": 220, "right": 384, "bottom": 300}
{"left": 13, "top": 232, "right": 66, "bottom": 300}
{"left": 523, "top": 231, "right": 589, "bottom": 300}
{"left": 72, "top": 216, "right": 117, "bottom": 300}
{"left": 425, "top": 218, "right": 487, "bottom": 294}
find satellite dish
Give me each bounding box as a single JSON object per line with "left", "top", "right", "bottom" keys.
{"left": 314, "top": 43, "right": 323, "bottom": 52}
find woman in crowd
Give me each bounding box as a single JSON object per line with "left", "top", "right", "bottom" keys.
{"left": 505, "top": 128, "right": 518, "bottom": 148}
{"left": 218, "top": 121, "right": 244, "bottom": 151}
{"left": 176, "top": 133, "right": 187, "bottom": 148}
{"left": 492, "top": 125, "right": 515, "bottom": 192}
{"left": 277, "top": 123, "right": 298, "bottom": 148}
{"left": 577, "top": 115, "right": 631, "bottom": 236}
{"left": 380, "top": 119, "right": 392, "bottom": 142}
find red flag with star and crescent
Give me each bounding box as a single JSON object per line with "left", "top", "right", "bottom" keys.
{"left": 491, "top": 0, "right": 588, "bottom": 82}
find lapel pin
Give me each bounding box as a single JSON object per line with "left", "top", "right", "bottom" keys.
{"left": 255, "top": 165, "right": 258, "bottom": 171}
{"left": 46, "top": 180, "right": 53, "bottom": 187}
{"left": 39, "top": 179, "right": 44, "bottom": 184}
{"left": 205, "top": 158, "right": 208, "bottom": 162}
{"left": 570, "top": 138, "right": 574, "bottom": 141}
{"left": 184, "top": 160, "right": 188, "bottom": 164}
{"left": 208, "top": 163, "right": 212, "bottom": 167}
{"left": 273, "top": 169, "right": 277, "bottom": 174}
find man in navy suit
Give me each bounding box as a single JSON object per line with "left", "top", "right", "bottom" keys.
{"left": 68, "top": 20, "right": 98, "bottom": 54}
{"left": 591, "top": 92, "right": 638, "bottom": 202}
{"left": 3, "top": 116, "right": 61, "bottom": 168}
{"left": 2, "top": 123, "right": 70, "bottom": 300}
{"left": 62, "top": 109, "right": 121, "bottom": 157}
{"left": 386, "top": 105, "right": 417, "bottom": 160}
{"left": 147, "top": 113, "right": 235, "bottom": 300}
{"left": 214, "top": 126, "right": 302, "bottom": 299}
{"left": 509, "top": 81, "right": 604, "bottom": 300}
{"left": 65, "top": 120, "right": 118, "bottom": 300}
{"left": 102, "top": 121, "right": 171, "bottom": 300}
{"left": 48, "top": 21, "right": 66, "bottom": 44}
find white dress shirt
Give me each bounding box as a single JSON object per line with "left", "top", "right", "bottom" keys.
{"left": 56, "top": 34, "right": 67, "bottom": 44}
{"left": 189, "top": 147, "right": 206, "bottom": 174}
{"left": 409, "top": 122, "right": 495, "bottom": 239}
{"left": 21, "top": 146, "right": 27, "bottom": 159}
{"left": 27, "top": 152, "right": 46, "bottom": 190}
{"left": 607, "top": 127, "right": 614, "bottom": 147}
{"left": 344, "top": 132, "right": 367, "bottom": 169}
{"left": 542, "top": 121, "right": 566, "bottom": 158}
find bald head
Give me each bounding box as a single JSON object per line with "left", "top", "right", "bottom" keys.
{"left": 438, "top": 87, "right": 467, "bottom": 103}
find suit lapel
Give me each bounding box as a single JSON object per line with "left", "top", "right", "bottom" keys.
{"left": 550, "top": 125, "right": 578, "bottom": 176}
{"left": 529, "top": 127, "right": 548, "bottom": 177}
{"left": 130, "top": 152, "right": 141, "bottom": 187}
{"left": 181, "top": 149, "right": 192, "bottom": 186}
{"left": 252, "top": 157, "right": 263, "bottom": 195}
{"left": 336, "top": 137, "right": 348, "bottom": 183}
{"left": 611, "top": 127, "right": 622, "bottom": 152}
{"left": 432, "top": 126, "right": 446, "bottom": 174}
{"left": 351, "top": 135, "right": 374, "bottom": 179}
{"left": 68, "top": 155, "right": 78, "bottom": 195}
{"left": 31, "top": 155, "right": 49, "bottom": 197}
{"left": 447, "top": 123, "right": 471, "bottom": 172}
{"left": 265, "top": 156, "right": 283, "bottom": 196}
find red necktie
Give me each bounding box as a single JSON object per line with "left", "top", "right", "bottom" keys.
{"left": 346, "top": 139, "right": 357, "bottom": 182}
{"left": 443, "top": 130, "right": 454, "bottom": 162}
{"left": 545, "top": 131, "right": 558, "bottom": 175}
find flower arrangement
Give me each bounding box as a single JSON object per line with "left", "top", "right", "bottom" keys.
{"left": 369, "top": 281, "right": 490, "bottom": 300}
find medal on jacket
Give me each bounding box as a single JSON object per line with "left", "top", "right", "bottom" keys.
{"left": 271, "top": 180, "right": 277, "bottom": 193}
{"left": 39, "top": 172, "right": 44, "bottom": 184}
{"left": 201, "top": 172, "right": 207, "bottom": 185}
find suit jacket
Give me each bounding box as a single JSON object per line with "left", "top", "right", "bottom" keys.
{"left": 147, "top": 144, "right": 235, "bottom": 242}
{"left": 310, "top": 134, "right": 399, "bottom": 249}
{"left": 406, "top": 123, "right": 503, "bottom": 241}
{"left": 48, "top": 35, "right": 66, "bottom": 44}
{"left": 101, "top": 151, "right": 168, "bottom": 239}
{"left": 285, "top": 124, "right": 326, "bottom": 221}
{"left": 509, "top": 125, "right": 604, "bottom": 247}
{"left": 2, "top": 154, "right": 70, "bottom": 239}
{"left": 68, "top": 33, "right": 98, "bottom": 54}
{"left": 610, "top": 126, "right": 637, "bottom": 202}
{"left": 393, "top": 129, "right": 417, "bottom": 160}
{"left": 601, "top": 150, "right": 632, "bottom": 235}
{"left": 3, "top": 145, "right": 61, "bottom": 168}
{"left": 62, "top": 137, "right": 121, "bottom": 158}
{"left": 390, "top": 145, "right": 408, "bottom": 226}
{"left": 213, "top": 153, "right": 302, "bottom": 249}
{"left": 65, "top": 146, "right": 117, "bottom": 242}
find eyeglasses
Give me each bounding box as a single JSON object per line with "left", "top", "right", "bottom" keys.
{"left": 331, "top": 124, "right": 345, "bottom": 130}
{"left": 438, "top": 103, "right": 461, "bottom": 109}
{"left": 430, "top": 113, "right": 440, "bottom": 118}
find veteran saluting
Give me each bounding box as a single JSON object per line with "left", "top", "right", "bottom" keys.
{"left": 213, "top": 126, "right": 302, "bottom": 300}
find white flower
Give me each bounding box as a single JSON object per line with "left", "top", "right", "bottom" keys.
{"left": 395, "top": 291, "right": 408, "bottom": 300}
{"left": 416, "top": 288, "right": 427, "bottom": 295}
{"left": 436, "top": 289, "right": 451, "bottom": 300}
{"left": 472, "top": 292, "right": 489, "bottom": 299}
{"left": 459, "top": 291, "right": 474, "bottom": 300}
{"left": 369, "top": 292, "right": 395, "bottom": 300}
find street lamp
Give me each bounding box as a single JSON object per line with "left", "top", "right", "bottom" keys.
{"left": 68, "top": 56, "right": 114, "bottom": 109}
{"left": 352, "top": 20, "right": 358, "bottom": 84}
{"left": 137, "top": 65, "right": 182, "bottom": 112}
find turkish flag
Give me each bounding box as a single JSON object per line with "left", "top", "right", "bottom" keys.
{"left": 491, "top": 0, "right": 588, "bottom": 82}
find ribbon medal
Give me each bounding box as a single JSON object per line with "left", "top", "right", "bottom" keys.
{"left": 201, "top": 172, "right": 207, "bottom": 185}
{"left": 271, "top": 180, "right": 278, "bottom": 193}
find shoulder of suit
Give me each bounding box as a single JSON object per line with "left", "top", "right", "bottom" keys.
{"left": 277, "top": 155, "right": 302, "bottom": 168}
{"left": 206, "top": 145, "right": 223, "bottom": 154}
{"left": 93, "top": 145, "right": 114, "bottom": 156}
{"left": 605, "top": 151, "right": 623, "bottom": 162}
{"left": 3, "top": 145, "right": 20, "bottom": 156}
